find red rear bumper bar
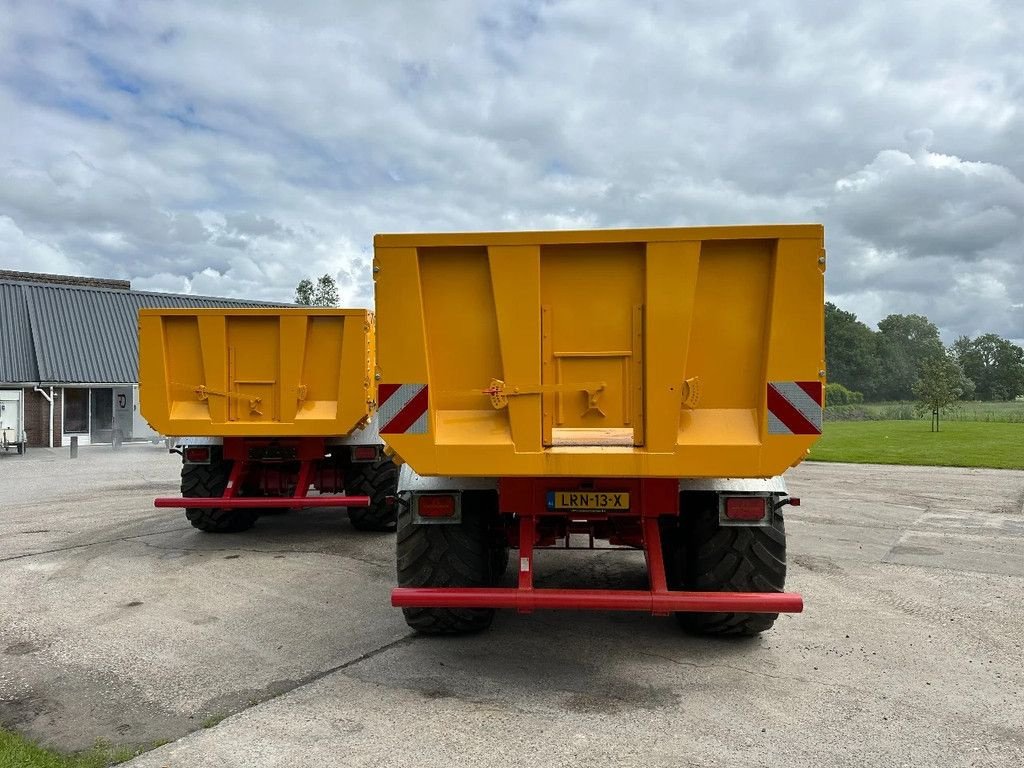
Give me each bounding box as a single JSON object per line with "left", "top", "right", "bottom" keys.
{"left": 155, "top": 496, "right": 370, "bottom": 509}
{"left": 157, "top": 451, "right": 371, "bottom": 510}
{"left": 391, "top": 587, "right": 803, "bottom": 614}
{"left": 393, "top": 488, "right": 803, "bottom": 618}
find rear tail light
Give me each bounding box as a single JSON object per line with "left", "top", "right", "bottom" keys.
{"left": 183, "top": 446, "right": 211, "bottom": 464}
{"left": 351, "top": 445, "right": 379, "bottom": 461}
{"left": 724, "top": 496, "right": 767, "bottom": 521}
{"left": 417, "top": 494, "right": 457, "bottom": 518}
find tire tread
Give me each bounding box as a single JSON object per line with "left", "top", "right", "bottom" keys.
{"left": 396, "top": 491, "right": 499, "bottom": 634}
{"left": 674, "top": 494, "right": 787, "bottom": 637}
{"left": 181, "top": 458, "right": 257, "bottom": 533}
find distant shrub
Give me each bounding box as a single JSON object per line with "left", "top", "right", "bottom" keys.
{"left": 825, "top": 383, "right": 864, "bottom": 407}
{"left": 878, "top": 403, "right": 918, "bottom": 420}
{"left": 824, "top": 404, "right": 872, "bottom": 421}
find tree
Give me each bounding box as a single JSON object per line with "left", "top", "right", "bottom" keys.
{"left": 912, "top": 354, "right": 974, "bottom": 431}
{"left": 951, "top": 334, "right": 1024, "bottom": 401}
{"left": 294, "top": 274, "right": 339, "bottom": 306}
{"left": 875, "top": 314, "right": 945, "bottom": 401}
{"left": 825, "top": 302, "right": 881, "bottom": 398}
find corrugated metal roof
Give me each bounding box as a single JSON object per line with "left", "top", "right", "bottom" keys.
{"left": 0, "top": 283, "right": 38, "bottom": 382}
{"left": 1, "top": 279, "right": 286, "bottom": 385}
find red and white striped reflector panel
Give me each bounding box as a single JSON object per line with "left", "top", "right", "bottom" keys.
{"left": 378, "top": 383, "right": 429, "bottom": 435}
{"left": 767, "top": 381, "right": 823, "bottom": 435}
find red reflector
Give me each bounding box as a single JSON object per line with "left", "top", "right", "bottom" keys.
{"left": 725, "top": 496, "right": 767, "bottom": 521}
{"left": 418, "top": 495, "right": 456, "bottom": 518}
{"left": 789, "top": 497, "right": 801, "bottom": 507}
{"left": 183, "top": 447, "right": 210, "bottom": 463}
{"left": 352, "top": 445, "right": 378, "bottom": 461}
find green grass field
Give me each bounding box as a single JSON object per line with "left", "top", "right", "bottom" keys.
{"left": 858, "top": 400, "right": 1024, "bottom": 423}
{"left": 0, "top": 730, "right": 138, "bottom": 768}
{"left": 808, "top": 420, "right": 1024, "bottom": 469}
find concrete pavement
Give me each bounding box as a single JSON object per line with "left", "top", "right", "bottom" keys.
{"left": 0, "top": 447, "right": 1021, "bottom": 766}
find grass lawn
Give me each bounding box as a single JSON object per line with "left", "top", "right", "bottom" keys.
{"left": 0, "top": 730, "right": 138, "bottom": 768}
{"left": 864, "top": 400, "right": 1024, "bottom": 423}
{"left": 807, "top": 420, "right": 1024, "bottom": 470}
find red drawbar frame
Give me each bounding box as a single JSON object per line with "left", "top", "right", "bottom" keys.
{"left": 154, "top": 437, "right": 370, "bottom": 511}
{"left": 391, "top": 477, "right": 804, "bottom": 616}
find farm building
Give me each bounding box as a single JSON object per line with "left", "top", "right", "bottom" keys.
{"left": 0, "top": 270, "right": 283, "bottom": 449}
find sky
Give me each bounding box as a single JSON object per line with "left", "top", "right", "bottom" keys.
{"left": 1, "top": 0, "right": 1021, "bottom": 344}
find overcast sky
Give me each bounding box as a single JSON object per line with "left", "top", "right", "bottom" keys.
{"left": 1, "top": 0, "right": 1021, "bottom": 343}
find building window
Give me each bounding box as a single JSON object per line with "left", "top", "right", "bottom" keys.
{"left": 63, "top": 388, "right": 89, "bottom": 433}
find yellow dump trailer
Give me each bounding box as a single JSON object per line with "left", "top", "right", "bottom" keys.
{"left": 374, "top": 225, "right": 824, "bottom": 479}
{"left": 139, "top": 308, "right": 374, "bottom": 438}
{"left": 138, "top": 308, "right": 397, "bottom": 535}
{"left": 375, "top": 225, "right": 825, "bottom": 636}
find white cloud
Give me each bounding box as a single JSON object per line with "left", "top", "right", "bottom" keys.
{"left": 0, "top": 0, "right": 1020, "bottom": 344}
{"left": 0, "top": 215, "right": 78, "bottom": 274}
{"left": 825, "top": 138, "right": 1024, "bottom": 342}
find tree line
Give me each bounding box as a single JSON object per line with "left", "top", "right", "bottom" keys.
{"left": 826, "top": 302, "right": 1024, "bottom": 402}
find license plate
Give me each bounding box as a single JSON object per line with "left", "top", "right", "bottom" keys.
{"left": 547, "top": 491, "right": 630, "bottom": 511}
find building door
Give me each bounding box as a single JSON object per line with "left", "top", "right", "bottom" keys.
{"left": 113, "top": 386, "right": 133, "bottom": 441}
{"left": 63, "top": 388, "right": 90, "bottom": 445}
{"left": 90, "top": 388, "right": 114, "bottom": 444}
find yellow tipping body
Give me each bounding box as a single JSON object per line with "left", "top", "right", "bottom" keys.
{"left": 374, "top": 225, "right": 825, "bottom": 478}
{"left": 139, "top": 308, "right": 375, "bottom": 437}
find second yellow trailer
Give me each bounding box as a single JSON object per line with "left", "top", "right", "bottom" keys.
{"left": 374, "top": 224, "right": 826, "bottom": 635}
{"left": 139, "top": 308, "right": 398, "bottom": 534}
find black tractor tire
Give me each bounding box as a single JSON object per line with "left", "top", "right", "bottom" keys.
{"left": 396, "top": 490, "right": 500, "bottom": 634}
{"left": 344, "top": 457, "right": 400, "bottom": 532}
{"left": 181, "top": 459, "right": 258, "bottom": 533}
{"left": 669, "top": 492, "right": 787, "bottom": 637}
{"left": 490, "top": 541, "right": 510, "bottom": 583}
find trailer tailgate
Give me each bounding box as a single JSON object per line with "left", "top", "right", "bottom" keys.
{"left": 139, "top": 308, "right": 374, "bottom": 437}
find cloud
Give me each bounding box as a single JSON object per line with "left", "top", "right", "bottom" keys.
{"left": 0, "top": 215, "right": 78, "bottom": 274}
{"left": 830, "top": 145, "right": 1024, "bottom": 259}
{"left": 824, "top": 138, "right": 1024, "bottom": 342}
{"left": 0, "top": 0, "right": 1020, "bottom": 344}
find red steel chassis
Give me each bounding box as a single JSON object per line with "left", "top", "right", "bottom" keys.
{"left": 391, "top": 477, "right": 804, "bottom": 616}
{"left": 154, "top": 437, "right": 371, "bottom": 512}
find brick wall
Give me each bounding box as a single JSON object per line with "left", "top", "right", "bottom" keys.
{"left": 22, "top": 387, "right": 43, "bottom": 447}
{"left": 21, "top": 387, "right": 62, "bottom": 447}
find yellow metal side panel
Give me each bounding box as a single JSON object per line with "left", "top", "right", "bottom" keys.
{"left": 172, "top": 316, "right": 217, "bottom": 422}
{"left": 760, "top": 235, "right": 826, "bottom": 465}
{"left": 374, "top": 247, "right": 430, "bottom": 382}
{"left": 540, "top": 243, "right": 643, "bottom": 439}
{"left": 338, "top": 312, "right": 372, "bottom": 430}
{"left": 376, "top": 225, "right": 823, "bottom": 249}
{"left": 643, "top": 241, "right": 701, "bottom": 453}
{"left": 684, "top": 239, "right": 772, "bottom": 410}
{"left": 281, "top": 314, "right": 314, "bottom": 418}
{"left": 138, "top": 314, "right": 177, "bottom": 430}
{"left": 420, "top": 248, "right": 502, "bottom": 409}
{"left": 488, "top": 245, "right": 542, "bottom": 452}
{"left": 197, "top": 315, "right": 229, "bottom": 425}
{"left": 226, "top": 316, "right": 279, "bottom": 423}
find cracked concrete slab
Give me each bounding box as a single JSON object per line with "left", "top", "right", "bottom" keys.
{"left": 2, "top": 447, "right": 1023, "bottom": 766}
{"left": 0, "top": 445, "right": 409, "bottom": 751}
{"left": 126, "top": 552, "right": 1024, "bottom": 768}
